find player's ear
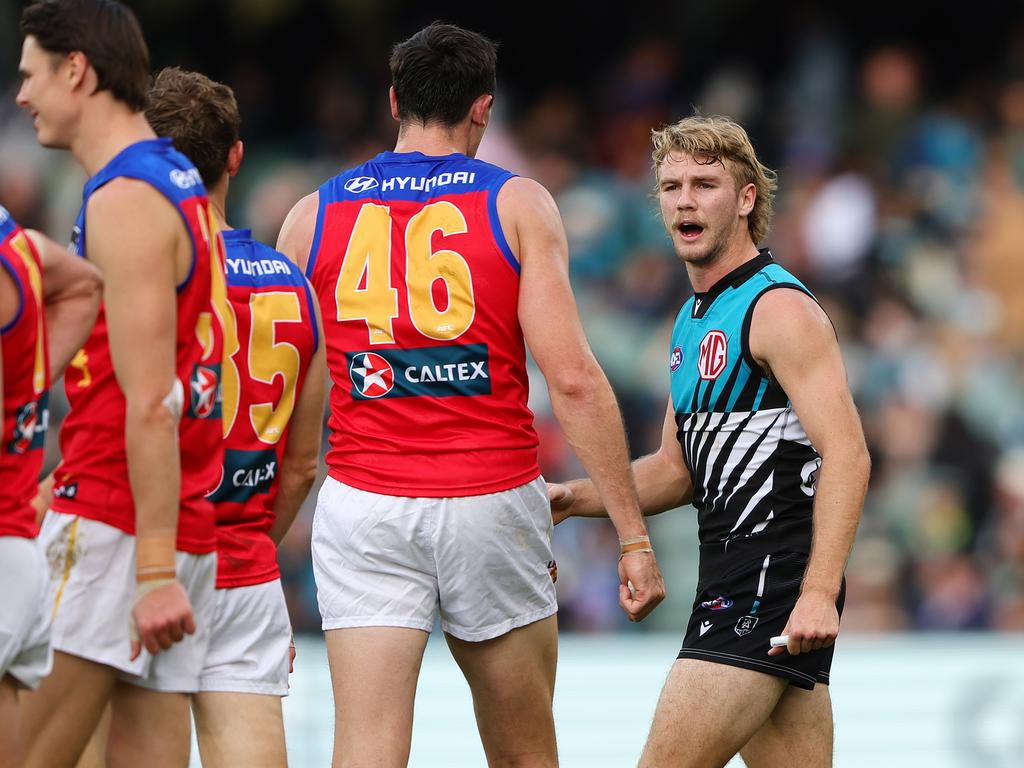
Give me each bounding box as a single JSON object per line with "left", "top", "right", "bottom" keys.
{"left": 227, "top": 140, "right": 244, "bottom": 177}
{"left": 64, "top": 50, "right": 91, "bottom": 92}
{"left": 738, "top": 182, "right": 756, "bottom": 218}
{"left": 389, "top": 86, "right": 401, "bottom": 123}
{"left": 470, "top": 93, "right": 492, "bottom": 128}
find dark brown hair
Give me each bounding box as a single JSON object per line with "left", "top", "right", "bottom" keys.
{"left": 146, "top": 67, "right": 241, "bottom": 187}
{"left": 389, "top": 22, "right": 498, "bottom": 127}
{"left": 21, "top": 0, "right": 150, "bottom": 112}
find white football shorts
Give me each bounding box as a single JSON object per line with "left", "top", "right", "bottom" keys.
{"left": 312, "top": 475, "right": 558, "bottom": 642}
{"left": 39, "top": 511, "right": 216, "bottom": 692}
{"left": 197, "top": 578, "right": 292, "bottom": 696}
{"left": 0, "top": 536, "right": 52, "bottom": 689}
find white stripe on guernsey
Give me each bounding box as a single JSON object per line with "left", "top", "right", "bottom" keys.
{"left": 750, "top": 509, "right": 775, "bottom": 535}
{"left": 756, "top": 554, "right": 771, "bottom": 597}
{"left": 728, "top": 470, "right": 774, "bottom": 533}
{"left": 720, "top": 412, "right": 783, "bottom": 512}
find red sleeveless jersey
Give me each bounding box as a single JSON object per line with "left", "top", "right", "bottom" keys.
{"left": 307, "top": 151, "right": 539, "bottom": 497}
{"left": 52, "top": 139, "right": 226, "bottom": 554}
{"left": 0, "top": 207, "right": 50, "bottom": 538}
{"left": 208, "top": 229, "right": 318, "bottom": 588}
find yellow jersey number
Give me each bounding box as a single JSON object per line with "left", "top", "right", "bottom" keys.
{"left": 334, "top": 201, "right": 475, "bottom": 344}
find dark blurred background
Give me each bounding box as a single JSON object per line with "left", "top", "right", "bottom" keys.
{"left": 3, "top": 0, "right": 1024, "bottom": 636}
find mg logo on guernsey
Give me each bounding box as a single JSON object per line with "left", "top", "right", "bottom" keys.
{"left": 344, "top": 176, "right": 380, "bottom": 194}
{"left": 189, "top": 364, "right": 222, "bottom": 419}
{"left": 349, "top": 352, "right": 395, "bottom": 399}
{"left": 348, "top": 344, "right": 491, "bottom": 401}
{"left": 698, "top": 330, "right": 728, "bottom": 380}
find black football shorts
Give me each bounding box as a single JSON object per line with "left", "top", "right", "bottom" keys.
{"left": 677, "top": 550, "right": 845, "bottom": 690}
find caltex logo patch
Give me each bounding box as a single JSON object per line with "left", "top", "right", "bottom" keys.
{"left": 349, "top": 352, "right": 395, "bottom": 398}
{"left": 190, "top": 365, "right": 220, "bottom": 419}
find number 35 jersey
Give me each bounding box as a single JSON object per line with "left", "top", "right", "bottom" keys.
{"left": 670, "top": 251, "right": 821, "bottom": 555}
{"left": 208, "top": 229, "right": 318, "bottom": 588}
{"left": 307, "top": 151, "right": 539, "bottom": 497}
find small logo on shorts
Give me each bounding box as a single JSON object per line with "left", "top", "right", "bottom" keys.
{"left": 547, "top": 560, "right": 558, "bottom": 584}
{"left": 734, "top": 615, "right": 759, "bottom": 637}
{"left": 701, "top": 596, "right": 733, "bottom": 611}
{"left": 699, "top": 620, "right": 713, "bottom": 637}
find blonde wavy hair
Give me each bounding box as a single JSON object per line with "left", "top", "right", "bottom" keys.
{"left": 652, "top": 115, "right": 777, "bottom": 245}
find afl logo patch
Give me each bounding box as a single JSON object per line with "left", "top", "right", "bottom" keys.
{"left": 350, "top": 352, "right": 395, "bottom": 398}
{"left": 697, "top": 330, "right": 728, "bottom": 380}
{"left": 669, "top": 346, "right": 682, "bottom": 372}
{"left": 344, "top": 176, "right": 379, "bottom": 194}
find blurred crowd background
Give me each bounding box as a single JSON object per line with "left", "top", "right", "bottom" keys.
{"left": 2, "top": 0, "right": 1024, "bottom": 636}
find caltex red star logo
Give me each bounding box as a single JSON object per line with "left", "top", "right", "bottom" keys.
{"left": 350, "top": 352, "right": 395, "bottom": 398}
{"left": 191, "top": 367, "right": 219, "bottom": 418}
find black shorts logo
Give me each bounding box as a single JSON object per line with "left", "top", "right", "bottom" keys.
{"left": 734, "top": 615, "right": 758, "bottom": 636}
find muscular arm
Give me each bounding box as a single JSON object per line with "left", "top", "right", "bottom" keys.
{"left": 501, "top": 176, "right": 665, "bottom": 620}
{"left": 276, "top": 192, "right": 319, "bottom": 273}
{"left": 557, "top": 398, "right": 693, "bottom": 522}
{"left": 25, "top": 229, "right": 102, "bottom": 378}
{"left": 268, "top": 291, "right": 326, "bottom": 545}
{"left": 86, "top": 180, "right": 195, "bottom": 656}
{"left": 750, "top": 289, "right": 869, "bottom": 655}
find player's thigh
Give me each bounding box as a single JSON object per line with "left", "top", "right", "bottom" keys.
{"left": 0, "top": 675, "right": 19, "bottom": 768}
{"left": 106, "top": 682, "right": 190, "bottom": 768}
{"left": 640, "top": 658, "right": 787, "bottom": 768}
{"left": 325, "top": 626, "right": 429, "bottom": 767}
{"left": 20, "top": 651, "right": 118, "bottom": 768}
{"left": 740, "top": 683, "right": 834, "bottom": 768}
{"left": 192, "top": 691, "right": 286, "bottom": 768}
{"left": 444, "top": 615, "right": 558, "bottom": 765}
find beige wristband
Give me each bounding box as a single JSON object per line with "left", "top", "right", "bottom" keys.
{"left": 136, "top": 530, "right": 177, "bottom": 582}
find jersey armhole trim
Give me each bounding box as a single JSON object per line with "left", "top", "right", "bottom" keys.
{"left": 300, "top": 274, "right": 320, "bottom": 354}
{"left": 0, "top": 252, "right": 25, "bottom": 336}
{"left": 740, "top": 282, "right": 817, "bottom": 375}
{"left": 306, "top": 187, "right": 328, "bottom": 280}
{"left": 487, "top": 173, "right": 520, "bottom": 276}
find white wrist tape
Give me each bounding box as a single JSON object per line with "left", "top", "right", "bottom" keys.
{"left": 162, "top": 379, "right": 184, "bottom": 423}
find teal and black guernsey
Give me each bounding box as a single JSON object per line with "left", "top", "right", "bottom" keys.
{"left": 669, "top": 250, "right": 821, "bottom": 556}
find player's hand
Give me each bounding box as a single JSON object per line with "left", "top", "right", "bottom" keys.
{"left": 547, "top": 482, "right": 574, "bottom": 525}
{"left": 289, "top": 636, "right": 296, "bottom": 674}
{"left": 618, "top": 551, "right": 666, "bottom": 622}
{"left": 767, "top": 589, "right": 839, "bottom": 657}
{"left": 130, "top": 580, "right": 196, "bottom": 660}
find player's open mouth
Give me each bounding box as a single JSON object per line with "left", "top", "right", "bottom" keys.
{"left": 678, "top": 223, "right": 704, "bottom": 240}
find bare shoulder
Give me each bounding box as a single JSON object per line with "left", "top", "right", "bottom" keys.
{"left": 86, "top": 177, "right": 176, "bottom": 223}
{"left": 749, "top": 286, "right": 835, "bottom": 361}
{"left": 277, "top": 190, "right": 320, "bottom": 269}
{"left": 496, "top": 175, "right": 558, "bottom": 219}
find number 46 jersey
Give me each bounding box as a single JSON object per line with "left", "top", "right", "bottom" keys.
{"left": 307, "top": 151, "right": 540, "bottom": 497}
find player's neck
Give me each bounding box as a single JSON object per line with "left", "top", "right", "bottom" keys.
{"left": 71, "top": 100, "right": 156, "bottom": 177}
{"left": 208, "top": 178, "right": 231, "bottom": 231}
{"left": 394, "top": 122, "right": 470, "bottom": 158}
{"left": 686, "top": 238, "right": 761, "bottom": 294}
